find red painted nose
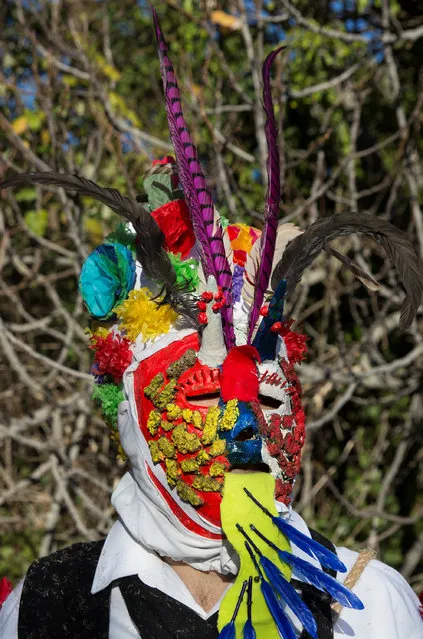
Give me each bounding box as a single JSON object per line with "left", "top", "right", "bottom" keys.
{"left": 219, "top": 345, "right": 261, "bottom": 402}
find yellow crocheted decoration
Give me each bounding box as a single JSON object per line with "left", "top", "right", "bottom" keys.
{"left": 114, "top": 288, "right": 178, "bottom": 341}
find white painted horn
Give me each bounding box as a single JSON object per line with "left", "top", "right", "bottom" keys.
{"left": 197, "top": 276, "right": 227, "bottom": 367}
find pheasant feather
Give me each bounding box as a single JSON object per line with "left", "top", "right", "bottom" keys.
{"left": 247, "top": 47, "right": 284, "bottom": 344}
{"left": 152, "top": 8, "right": 235, "bottom": 348}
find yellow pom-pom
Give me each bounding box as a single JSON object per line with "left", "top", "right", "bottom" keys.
{"left": 166, "top": 403, "right": 182, "bottom": 420}
{"left": 147, "top": 410, "right": 162, "bottom": 435}
{"left": 220, "top": 399, "right": 239, "bottom": 431}
{"left": 115, "top": 288, "right": 178, "bottom": 342}
{"left": 165, "top": 459, "right": 179, "bottom": 486}
{"left": 209, "top": 439, "right": 226, "bottom": 457}
{"left": 202, "top": 407, "right": 221, "bottom": 445}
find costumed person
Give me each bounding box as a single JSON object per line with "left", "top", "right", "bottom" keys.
{"left": 1, "top": 9, "right": 422, "bottom": 639}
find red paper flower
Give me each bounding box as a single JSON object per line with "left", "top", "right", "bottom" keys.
{"left": 232, "top": 249, "right": 248, "bottom": 267}
{"left": 0, "top": 577, "right": 12, "bottom": 607}
{"left": 89, "top": 333, "right": 133, "bottom": 382}
{"left": 278, "top": 320, "right": 308, "bottom": 364}
{"left": 151, "top": 199, "right": 195, "bottom": 258}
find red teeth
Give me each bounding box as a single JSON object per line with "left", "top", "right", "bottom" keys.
{"left": 178, "top": 361, "right": 220, "bottom": 396}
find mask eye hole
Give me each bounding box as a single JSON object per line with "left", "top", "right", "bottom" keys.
{"left": 234, "top": 427, "right": 257, "bottom": 442}
{"left": 258, "top": 394, "right": 281, "bottom": 411}
{"left": 186, "top": 391, "right": 220, "bottom": 408}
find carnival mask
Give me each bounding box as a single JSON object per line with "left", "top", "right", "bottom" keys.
{"left": 132, "top": 324, "right": 306, "bottom": 529}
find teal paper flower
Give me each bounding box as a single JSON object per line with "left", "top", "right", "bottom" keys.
{"left": 79, "top": 243, "right": 136, "bottom": 320}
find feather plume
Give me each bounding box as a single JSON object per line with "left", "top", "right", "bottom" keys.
{"left": 271, "top": 212, "right": 423, "bottom": 329}
{"left": 265, "top": 517, "right": 347, "bottom": 573}
{"left": 260, "top": 556, "right": 318, "bottom": 638}
{"left": 217, "top": 622, "right": 236, "bottom": 639}
{"left": 243, "top": 577, "right": 256, "bottom": 639}
{"left": 243, "top": 489, "right": 346, "bottom": 573}
{"left": 218, "top": 580, "right": 248, "bottom": 639}
{"left": 325, "top": 246, "right": 380, "bottom": 291}
{"left": 243, "top": 222, "right": 302, "bottom": 307}
{"left": 260, "top": 579, "right": 297, "bottom": 639}
{"left": 242, "top": 620, "right": 256, "bottom": 639}
{"left": 277, "top": 551, "right": 364, "bottom": 610}
{"left": 247, "top": 47, "right": 284, "bottom": 343}
{"left": 252, "top": 280, "right": 286, "bottom": 361}
{"left": 152, "top": 8, "right": 234, "bottom": 348}
{"left": 0, "top": 171, "right": 199, "bottom": 326}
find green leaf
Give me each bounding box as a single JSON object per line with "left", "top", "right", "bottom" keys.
{"left": 25, "top": 109, "right": 46, "bottom": 131}
{"left": 15, "top": 187, "right": 36, "bottom": 202}
{"left": 24, "top": 209, "right": 48, "bottom": 237}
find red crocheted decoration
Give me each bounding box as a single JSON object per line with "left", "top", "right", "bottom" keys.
{"left": 278, "top": 320, "right": 308, "bottom": 364}
{"left": 89, "top": 333, "right": 133, "bottom": 382}
{"left": 151, "top": 199, "right": 195, "bottom": 258}
{"left": 0, "top": 577, "right": 12, "bottom": 608}
{"left": 257, "top": 322, "right": 307, "bottom": 505}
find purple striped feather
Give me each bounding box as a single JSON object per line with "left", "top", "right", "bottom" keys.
{"left": 247, "top": 47, "right": 284, "bottom": 345}
{"left": 152, "top": 8, "right": 235, "bottom": 348}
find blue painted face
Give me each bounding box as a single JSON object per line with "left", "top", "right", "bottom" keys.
{"left": 218, "top": 400, "right": 263, "bottom": 466}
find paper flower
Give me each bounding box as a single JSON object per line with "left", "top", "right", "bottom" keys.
{"left": 227, "top": 223, "right": 261, "bottom": 267}
{"left": 89, "top": 332, "right": 133, "bottom": 382}
{"left": 115, "top": 287, "right": 178, "bottom": 341}
{"left": 168, "top": 253, "right": 199, "bottom": 292}
{"left": 79, "top": 243, "right": 136, "bottom": 320}
{"left": 278, "top": 320, "right": 308, "bottom": 364}
{"left": 151, "top": 199, "right": 195, "bottom": 258}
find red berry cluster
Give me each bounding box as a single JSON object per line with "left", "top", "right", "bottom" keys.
{"left": 196, "top": 288, "right": 226, "bottom": 325}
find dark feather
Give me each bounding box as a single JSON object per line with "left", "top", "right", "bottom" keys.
{"left": 325, "top": 246, "right": 380, "bottom": 291}
{"left": 1, "top": 171, "right": 199, "bottom": 327}
{"left": 271, "top": 212, "right": 423, "bottom": 329}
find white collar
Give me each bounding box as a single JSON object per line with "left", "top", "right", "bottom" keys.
{"left": 91, "top": 519, "right": 232, "bottom": 620}
{"left": 91, "top": 506, "right": 320, "bottom": 594}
